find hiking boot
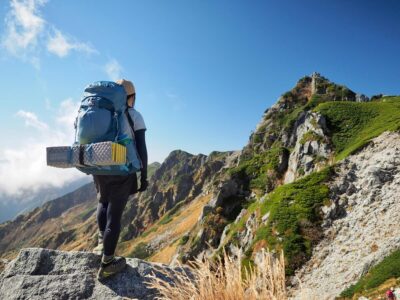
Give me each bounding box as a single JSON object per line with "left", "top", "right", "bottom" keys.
{"left": 97, "top": 256, "right": 126, "bottom": 281}
{"left": 92, "top": 231, "right": 104, "bottom": 255}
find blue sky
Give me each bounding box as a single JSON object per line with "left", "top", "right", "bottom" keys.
{"left": 0, "top": 0, "right": 399, "bottom": 197}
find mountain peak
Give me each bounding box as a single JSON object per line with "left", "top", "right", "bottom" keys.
{"left": 271, "top": 73, "right": 357, "bottom": 115}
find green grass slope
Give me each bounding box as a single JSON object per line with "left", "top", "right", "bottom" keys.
{"left": 339, "top": 249, "right": 400, "bottom": 299}
{"left": 315, "top": 96, "right": 400, "bottom": 160}
{"left": 223, "top": 168, "right": 333, "bottom": 275}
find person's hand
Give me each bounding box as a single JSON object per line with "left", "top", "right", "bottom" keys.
{"left": 138, "top": 178, "right": 148, "bottom": 192}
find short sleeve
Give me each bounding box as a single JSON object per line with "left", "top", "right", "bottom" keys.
{"left": 129, "top": 109, "right": 146, "bottom": 132}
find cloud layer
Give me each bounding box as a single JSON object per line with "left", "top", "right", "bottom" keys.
{"left": 1, "top": 0, "right": 96, "bottom": 65}
{"left": 0, "top": 98, "right": 87, "bottom": 198}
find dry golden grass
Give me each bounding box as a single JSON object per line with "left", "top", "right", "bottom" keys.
{"left": 120, "top": 194, "right": 211, "bottom": 261}
{"left": 147, "top": 249, "right": 287, "bottom": 300}
{"left": 150, "top": 239, "right": 180, "bottom": 264}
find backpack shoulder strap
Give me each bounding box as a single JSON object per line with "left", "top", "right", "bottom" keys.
{"left": 125, "top": 109, "right": 135, "bottom": 133}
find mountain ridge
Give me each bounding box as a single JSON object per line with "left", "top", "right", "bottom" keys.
{"left": 1, "top": 73, "right": 400, "bottom": 299}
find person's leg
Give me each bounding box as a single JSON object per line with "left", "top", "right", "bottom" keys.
{"left": 102, "top": 196, "right": 129, "bottom": 260}
{"left": 96, "top": 201, "right": 108, "bottom": 233}
{"left": 96, "top": 175, "right": 135, "bottom": 280}
{"left": 94, "top": 175, "right": 108, "bottom": 234}
{"left": 92, "top": 201, "right": 109, "bottom": 254}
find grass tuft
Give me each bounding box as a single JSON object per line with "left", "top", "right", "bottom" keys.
{"left": 146, "top": 249, "right": 287, "bottom": 300}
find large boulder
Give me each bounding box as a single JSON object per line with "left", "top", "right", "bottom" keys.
{"left": 0, "top": 248, "right": 182, "bottom": 300}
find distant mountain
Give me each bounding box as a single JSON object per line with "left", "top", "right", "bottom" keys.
{"left": 0, "top": 177, "right": 91, "bottom": 223}
{"left": 1, "top": 74, "right": 400, "bottom": 299}
{"left": 147, "top": 162, "right": 161, "bottom": 179}
{"left": 0, "top": 182, "right": 97, "bottom": 262}
{"left": 0, "top": 162, "right": 161, "bottom": 224}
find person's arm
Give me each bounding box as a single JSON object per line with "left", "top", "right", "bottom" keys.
{"left": 135, "top": 129, "right": 148, "bottom": 191}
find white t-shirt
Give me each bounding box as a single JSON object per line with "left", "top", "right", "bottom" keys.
{"left": 128, "top": 108, "right": 146, "bottom": 132}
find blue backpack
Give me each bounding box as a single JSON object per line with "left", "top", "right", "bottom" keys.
{"left": 74, "top": 81, "right": 141, "bottom": 175}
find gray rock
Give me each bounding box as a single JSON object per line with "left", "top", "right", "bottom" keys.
{"left": 284, "top": 112, "right": 332, "bottom": 184}
{"left": 0, "top": 248, "right": 186, "bottom": 300}
{"left": 233, "top": 212, "right": 258, "bottom": 252}
{"left": 261, "top": 212, "right": 270, "bottom": 224}
{"left": 218, "top": 224, "right": 232, "bottom": 249}
{"left": 209, "top": 179, "right": 238, "bottom": 209}
{"left": 291, "top": 132, "right": 400, "bottom": 299}
{"left": 356, "top": 94, "right": 370, "bottom": 102}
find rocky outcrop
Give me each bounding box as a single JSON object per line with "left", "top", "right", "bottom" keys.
{"left": 356, "top": 93, "right": 370, "bottom": 102}
{"left": 0, "top": 248, "right": 181, "bottom": 300}
{"left": 290, "top": 132, "right": 400, "bottom": 299}
{"left": 182, "top": 73, "right": 358, "bottom": 263}
{"left": 225, "top": 209, "right": 259, "bottom": 255}
{"left": 120, "top": 150, "right": 231, "bottom": 241}
{"left": 248, "top": 75, "right": 314, "bottom": 154}
{"left": 284, "top": 112, "right": 332, "bottom": 183}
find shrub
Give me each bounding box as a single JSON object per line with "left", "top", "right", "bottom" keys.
{"left": 254, "top": 167, "right": 333, "bottom": 275}
{"left": 229, "top": 145, "right": 289, "bottom": 194}
{"left": 253, "top": 134, "right": 263, "bottom": 144}
{"left": 299, "top": 131, "right": 324, "bottom": 145}
{"left": 159, "top": 214, "right": 173, "bottom": 225}
{"left": 129, "top": 242, "right": 152, "bottom": 259}
{"left": 179, "top": 235, "right": 190, "bottom": 246}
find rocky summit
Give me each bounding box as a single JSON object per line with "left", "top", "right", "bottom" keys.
{"left": 0, "top": 247, "right": 180, "bottom": 300}
{"left": 1, "top": 73, "right": 400, "bottom": 299}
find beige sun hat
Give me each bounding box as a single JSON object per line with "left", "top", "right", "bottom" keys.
{"left": 116, "top": 79, "right": 135, "bottom": 95}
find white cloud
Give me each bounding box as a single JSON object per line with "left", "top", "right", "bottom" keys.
{"left": 1, "top": 0, "right": 46, "bottom": 64}
{"left": 46, "top": 29, "right": 96, "bottom": 58}
{"left": 105, "top": 58, "right": 122, "bottom": 81}
{"left": 0, "top": 99, "right": 86, "bottom": 197}
{"left": 16, "top": 110, "right": 48, "bottom": 130}
{"left": 1, "top": 0, "right": 97, "bottom": 64}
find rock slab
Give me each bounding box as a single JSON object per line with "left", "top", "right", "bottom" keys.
{"left": 0, "top": 248, "right": 179, "bottom": 300}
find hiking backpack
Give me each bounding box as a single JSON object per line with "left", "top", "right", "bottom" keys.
{"left": 74, "top": 81, "right": 141, "bottom": 175}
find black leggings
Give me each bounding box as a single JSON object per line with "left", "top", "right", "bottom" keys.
{"left": 93, "top": 174, "right": 137, "bottom": 256}
{"left": 97, "top": 199, "right": 128, "bottom": 256}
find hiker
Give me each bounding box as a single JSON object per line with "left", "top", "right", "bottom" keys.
{"left": 386, "top": 287, "right": 396, "bottom": 300}
{"left": 93, "top": 79, "right": 148, "bottom": 280}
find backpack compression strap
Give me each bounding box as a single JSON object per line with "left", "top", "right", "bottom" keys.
{"left": 79, "top": 145, "right": 86, "bottom": 166}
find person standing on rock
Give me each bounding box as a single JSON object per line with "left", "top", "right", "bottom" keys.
{"left": 93, "top": 79, "right": 148, "bottom": 280}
